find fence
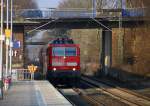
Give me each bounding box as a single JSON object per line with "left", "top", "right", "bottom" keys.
{"left": 12, "top": 69, "right": 34, "bottom": 81}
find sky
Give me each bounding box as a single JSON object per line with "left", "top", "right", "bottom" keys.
{"left": 36, "top": 0, "right": 62, "bottom": 8}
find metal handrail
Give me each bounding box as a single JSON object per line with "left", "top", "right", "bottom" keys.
{"left": 12, "top": 69, "right": 33, "bottom": 81}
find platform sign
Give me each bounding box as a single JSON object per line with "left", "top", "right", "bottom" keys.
{"left": 28, "top": 64, "right": 37, "bottom": 73}
{"left": 5, "top": 29, "right": 11, "bottom": 38}
{"left": 13, "top": 40, "right": 21, "bottom": 48}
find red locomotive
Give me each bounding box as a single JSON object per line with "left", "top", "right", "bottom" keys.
{"left": 40, "top": 38, "right": 80, "bottom": 82}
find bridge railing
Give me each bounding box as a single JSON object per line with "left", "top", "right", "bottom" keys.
{"left": 12, "top": 8, "right": 149, "bottom": 20}
{"left": 14, "top": 8, "right": 120, "bottom": 19}
{"left": 14, "top": 9, "right": 53, "bottom": 19}
{"left": 14, "top": 8, "right": 95, "bottom": 19}
{"left": 96, "top": 9, "right": 121, "bottom": 18}
{"left": 122, "top": 7, "right": 149, "bottom": 17}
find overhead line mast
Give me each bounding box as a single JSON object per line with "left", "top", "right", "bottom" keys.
{"left": 0, "top": 0, "right": 4, "bottom": 99}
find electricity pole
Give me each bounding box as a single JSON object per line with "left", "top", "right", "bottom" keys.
{"left": 0, "top": 0, "right": 4, "bottom": 99}
{"left": 5, "top": 0, "right": 10, "bottom": 91}
{"left": 9, "top": 0, "right": 13, "bottom": 78}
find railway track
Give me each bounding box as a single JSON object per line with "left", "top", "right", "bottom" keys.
{"left": 74, "top": 90, "right": 105, "bottom": 106}
{"left": 80, "top": 76, "right": 150, "bottom": 106}
{"left": 73, "top": 81, "right": 130, "bottom": 106}
{"left": 73, "top": 83, "right": 106, "bottom": 106}
{"left": 90, "top": 76, "right": 150, "bottom": 100}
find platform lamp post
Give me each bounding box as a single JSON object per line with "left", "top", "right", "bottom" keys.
{"left": 0, "top": 0, "right": 4, "bottom": 99}
{"left": 4, "top": 0, "right": 10, "bottom": 91}
{"left": 9, "top": 0, "right": 13, "bottom": 81}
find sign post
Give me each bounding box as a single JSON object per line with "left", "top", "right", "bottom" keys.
{"left": 5, "top": 29, "right": 11, "bottom": 91}
{"left": 4, "top": 0, "right": 11, "bottom": 91}
{"left": 27, "top": 64, "right": 37, "bottom": 80}
{"left": 9, "top": 0, "right": 13, "bottom": 80}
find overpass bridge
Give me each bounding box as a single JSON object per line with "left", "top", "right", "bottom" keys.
{"left": 11, "top": 7, "right": 149, "bottom": 35}
{"left": 15, "top": 8, "right": 148, "bottom": 20}
{"left": 12, "top": 8, "right": 148, "bottom": 30}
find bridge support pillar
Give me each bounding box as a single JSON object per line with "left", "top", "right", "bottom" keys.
{"left": 101, "top": 29, "right": 112, "bottom": 76}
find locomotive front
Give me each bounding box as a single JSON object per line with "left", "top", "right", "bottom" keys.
{"left": 45, "top": 38, "right": 80, "bottom": 81}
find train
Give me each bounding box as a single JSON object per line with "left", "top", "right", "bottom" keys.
{"left": 40, "top": 38, "right": 81, "bottom": 82}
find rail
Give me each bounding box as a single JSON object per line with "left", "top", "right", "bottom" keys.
{"left": 89, "top": 76, "right": 150, "bottom": 101}
{"left": 73, "top": 87, "right": 106, "bottom": 106}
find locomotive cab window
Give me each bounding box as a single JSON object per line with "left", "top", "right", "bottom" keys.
{"left": 65, "top": 47, "right": 76, "bottom": 56}
{"left": 52, "top": 47, "right": 76, "bottom": 56}
{"left": 52, "top": 47, "right": 65, "bottom": 56}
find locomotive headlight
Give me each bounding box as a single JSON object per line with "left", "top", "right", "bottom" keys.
{"left": 53, "top": 68, "right": 56, "bottom": 71}
{"left": 73, "top": 68, "right": 76, "bottom": 71}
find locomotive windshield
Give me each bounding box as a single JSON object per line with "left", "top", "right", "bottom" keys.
{"left": 52, "top": 47, "right": 65, "bottom": 56}
{"left": 65, "top": 47, "right": 76, "bottom": 56}
{"left": 52, "top": 47, "right": 76, "bottom": 56}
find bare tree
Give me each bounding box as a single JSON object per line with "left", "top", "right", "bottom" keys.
{"left": 59, "top": 0, "right": 122, "bottom": 10}
{"left": 59, "top": 0, "right": 92, "bottom": 9}
{"left": 4, "top": 0, "right": 37, "bottom": 9}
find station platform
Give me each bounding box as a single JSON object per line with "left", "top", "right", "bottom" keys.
{"left": 0, "top": 81, "right": 72, "bottom": 106}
